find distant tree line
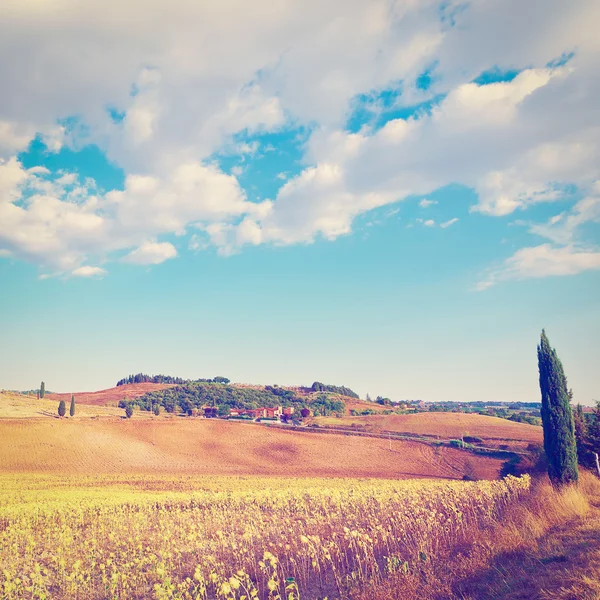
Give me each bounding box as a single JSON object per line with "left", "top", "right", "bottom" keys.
{"left": 121, "top": 382, "right": 345, "bottom": 417}
{"left": 115, "top": 373, "right": 230, "bottom": 386}
{"left": 310, "top": 382, "right": 359, "bottom": 399}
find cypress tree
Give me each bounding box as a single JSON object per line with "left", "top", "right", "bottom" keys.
{"left": 58, "top": 400, "right": 66, "bottom": 418}
{"left": 537, "top": 330, "right": 578, "bottom": 486}
{"left": 40, "top": 381, "right": 45, "bottom": 399}
{"left": 70, "top": 395, "right": 75, "bottom": 417}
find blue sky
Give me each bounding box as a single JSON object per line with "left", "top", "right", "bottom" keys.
{"left": 1, "top": 0, "right": 599, "bottom": 403}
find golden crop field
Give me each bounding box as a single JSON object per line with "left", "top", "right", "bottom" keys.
{"left": 0, "top": 419, "right": 505, "bottom": 479}
{"left": 314, "top": 412, "right": 542, "bottom": 448}
{"left": 0, "top": 473, "right": 531, "bottom": 600}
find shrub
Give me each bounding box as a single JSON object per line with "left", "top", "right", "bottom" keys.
{"left": 463, "top": 436, "right": 483, "bottom": 444}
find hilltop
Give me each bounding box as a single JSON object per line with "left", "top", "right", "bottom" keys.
{"left": 46, "top": 382, "right": 176, "bottom": 406}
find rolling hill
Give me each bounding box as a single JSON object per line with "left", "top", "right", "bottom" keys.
{"left": 0, "top": 418, "right": 505, "bottom": 480}
{"left": 46, "top": 382, "right": 176, "bottom": 406}
{"left": 0, "top": 391, "right": 125, "bottom": 418}
{"left": 314, "top": 412, "right": 543, "bottom": 450}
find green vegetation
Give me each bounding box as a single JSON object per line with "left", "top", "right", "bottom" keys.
{"left": 125, "top": 405, "right": 134, "bottom": 418}
{"left": 537, "top": 330, "right": 578, "bottom": 486}
{"left": 58, "top": 400, "right": 66, "bottom": 417}
{"left": 574, "top": 401, "right": 600, "bottom": 469}
{"left": 307, "top": 395, "right": 345, "bottom": 416}
{"left": 40, "top": 381, "right": 45, "bottom": 399}
{"left": 311, "top": 381, "right": 359, "bottom": 399}
{"left": 123, "top": 382, "right": 347, "bottom": 417}
{"left": 70, "top": 395, "right": 75, "bottom": 417}
{"left": 116, "top": 373, "right": 230, "bottom": 386}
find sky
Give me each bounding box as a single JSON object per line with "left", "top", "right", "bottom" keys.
{"left": 0, "top": 0, "right": 599, "bottom": 404}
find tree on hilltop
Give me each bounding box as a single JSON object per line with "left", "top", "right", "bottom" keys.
{"left": 537, "top": 330, "right": 578, "bottom": 486}
{"left": 58, "top": 400, "right": 66, "bottom": 418}
{"left": 70, "top": 395, "right": 76, "bottom": 417}
{"left": 40, "top": 381, "right": 45, "bottom": 399}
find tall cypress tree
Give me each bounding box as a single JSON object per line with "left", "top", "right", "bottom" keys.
{"left": 70, "top": 395, "right": 76, "bottom": 417}
{"left": 58, "top": 400, "right": 66, "bottom": 418}
{"left": 537, "top": 330, "right": 578, "bottom": 486}
{"left": 40, "top": 381, "right": 45, "bottom": 399}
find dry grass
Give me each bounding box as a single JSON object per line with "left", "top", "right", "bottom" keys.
{"left": 0, "top": 418, "right": 504, "bottom": 479}
{"left": 45, "top": 382, "right": 175, "bottom": 406}
{"left": 0, "top": 391, "right": 125, "bottom": 418}
{"left": 316, "top": 412, "right": 542, "bottom": 447}
{"left": 0, "top": 473, "right": 530, "bottom": 599}
{"left": 352, "top": 471, "right": 600, "bottom": 600}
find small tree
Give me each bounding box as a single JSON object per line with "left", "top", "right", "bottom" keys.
{"left": 537, "top": 330, "right": 578, "bottom": 486}
{"left": 70, "top": 395, "right": 75, "bottom": 417}
{"left": 573, "top": 402, "right": 590, "bottom": 466}
{"left": 300, "top": 407, "right": 311, "bottom": 418}
{"left": 125, "top": 405, "right": 134, "bottom": 419}
{"left": 40, "top": 381, "right": 45, "bottom": 399}
{"left": 153, "top": 404, "right": 160, "bottom": 416}
{"left": 58, "top": 400, "right": 66, "bottom": 417}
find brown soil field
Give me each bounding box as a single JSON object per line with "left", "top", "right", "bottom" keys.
{"left": 46, "top": 382, "right": 175, "bottom": 406}
{"left": 0, "top": 418, "right": 504, "bottom": 480}
{"left": 342, "top": 397, "right": 392, "bottom": 413}
{"left": 315, "top": 412, "right": 543, "bottom": 447}
{"left": 0, "top": 391, "right": 126, "bottom": 418}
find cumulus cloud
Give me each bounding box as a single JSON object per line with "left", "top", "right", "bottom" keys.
{"left": 71, "top": 265, "right": 107, "bottom": 278}
{"left": 122, "top": 241, "right": 178, "bottom": 265}
{"left": 0, "top": 158, "right": 259, "bottom": 272}
{"left": 0, "top": 0, "right": 598, "bottom": 286}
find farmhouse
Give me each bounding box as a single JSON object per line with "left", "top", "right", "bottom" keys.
{"left": 228, "top": 406, "right": 292, "bottom": 420}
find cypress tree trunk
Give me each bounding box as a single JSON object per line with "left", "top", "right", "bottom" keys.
{"left": 537, "top": 330, "right": 578, "bottom": 486}
{"left": 70, "top": 395, "right": 75, "bottom": 417}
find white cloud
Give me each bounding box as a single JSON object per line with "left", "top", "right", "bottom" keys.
{"left": 419, "top": 198, "right": 437, "bottom": 208}
{"left": 527, "top": 184, "right": 600, "bottom": 245}
{"left": 122, "top": 241, "right": 177, "bottom": 265}
{"left": 440, "top": 217, "right": 459, "bottom": 228}
{"left": 71, "top": 265, "right": 107, "bottom": 278}
{"left": 0, "top": 121, "right": 36, "bottom": 157}
{"left": 423, "top": 219, "right": 435, "bottom": 227}
{"left": 0, "top": 0, "right": 598, "bottom": 286}
{"left": 233, "top": 59, "right": 598, "bottom": 251}
{"left": 477, "top": 244, "right": 600, "bottom": 290}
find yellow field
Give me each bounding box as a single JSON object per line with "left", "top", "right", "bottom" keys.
{"left": 0, "top": 473, "right": 531, "bottom": 599}
{"left": 314, "top": 412, "right": 542, "bottom": 448}
{"left": 0, "top": 418, "right": 505, "bottom": 479}
{"left": 0, "top": 391, "right": 125, "bottom": 419}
